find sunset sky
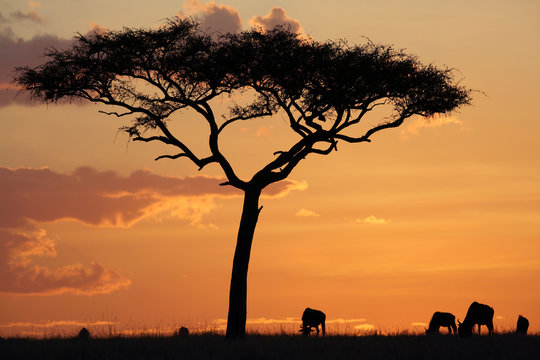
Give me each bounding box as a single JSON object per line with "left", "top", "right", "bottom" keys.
{"left": 1, "top": 0, "right": 539, "bottom": 336}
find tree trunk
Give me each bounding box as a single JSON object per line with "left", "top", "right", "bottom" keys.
{"left": 225, "top": 188, "right": 262, "bottom": 338}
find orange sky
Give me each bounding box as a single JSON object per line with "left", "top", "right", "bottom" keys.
{"left": 1, "top": 0, "right": 539, "bottom": 336}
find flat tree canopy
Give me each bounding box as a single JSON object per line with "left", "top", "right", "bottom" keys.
{"left": 15, "top": 18, "right": 471, "bottom": 338}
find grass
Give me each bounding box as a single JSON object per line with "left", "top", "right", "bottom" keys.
{"left": 1, "top": 333, "right": 539, "bottom": 360}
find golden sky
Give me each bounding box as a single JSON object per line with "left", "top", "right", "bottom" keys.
{"left": 1, "top": 0, "right": 539, "bottom": 336}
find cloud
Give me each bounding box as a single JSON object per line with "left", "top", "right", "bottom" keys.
{"left": 249, "top": 7, "right": 304, "bottom": 34}
{"left": 0, "top": 166, "right": 304, "bottom": 228}
{"left": 178, "top": 0, "right": 242, "bottom": 34}
{"left": 212, "top": 317, "right": 372, "bottom": 332}
{"left": 10, "top": 10, "right": 45, "bottom": 24}
{"left": 0, "top": 32, "right": 72, "bottom": 107}
{"left": 0, "top": 320, "right": 118, "bottom": 329}
{"left": 357, "top": 215, "right": 389, "bottom": 225}
{"left": 255, "top": 125, "right": 273, "bottom": 137}
{"left": 401, "top": 115, "right": 466, "bottom": 137}
{"left": 326, "top": 318, "right": 367, "bottom": 324}
{"left": 0, "top": 229, "right": 130, "bottom": 295}
{"left": 0, "top": 320, "right": 116, "bottom": 328}
{"left": 411, "top": 322, "right": 428, "bottom": 326}
{"left": 0, "top": 166, "right": 304, "bottom": 296}
{"left": 296, "top": 208, "right": 320, "bottom": 217}
{"left": 354, "top": 324, "right": 376, "bottom": 331}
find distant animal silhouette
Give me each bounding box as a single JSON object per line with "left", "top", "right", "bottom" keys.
{"left": 300, "top": 307, "right": 326, "bottom": 336}
{"left": 425, "top": 312, "right": 457, "bottom": 334}
{"left": 78, "top": 327, "right": 90, "bottom": 339}
{"left": 458, "top": 301, "right": 494, "bottom": 337}
{"left": 516, "top": 315, "right": 529, "bottom": 335}
{"left": 177, "top": 326, "right": 189, "bottom": 336}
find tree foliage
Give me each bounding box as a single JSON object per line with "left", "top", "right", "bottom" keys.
{"left": 16, "top": 18, "right": 470, "bottom": 187}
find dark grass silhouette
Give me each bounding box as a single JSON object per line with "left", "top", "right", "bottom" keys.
{"left": 1, "top": 333, "right": 539, "bottom": 360}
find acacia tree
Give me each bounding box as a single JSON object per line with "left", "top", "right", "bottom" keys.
{"left": 15, "top": 18, "right": 471, "bottom": 338}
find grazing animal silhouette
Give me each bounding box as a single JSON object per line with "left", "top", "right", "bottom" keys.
{"left": 300, "top": 307, "right": 326, "bottom": 336}
{"left": 78, "top": 327, "right": 90, "bottom": 339}
{"left": 458, "top": 301, "right": 494, "bottom": 337}
{"left": 516, "top": 315, "right": 529, "bottom": 335}
{"left": 177, "top": 326, "right": 189, "bottom": 336}
{"left": 425, "top": 312, "right": 457, "bottom": 334}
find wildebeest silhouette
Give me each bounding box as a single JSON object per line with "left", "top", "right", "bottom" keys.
{"left": 300, "top": 307, "right": 326, "bottom": 336}
{"left": 458, "top": 301, "right": 494, "bottom": 337}
{"left": 516, "top": 315, "right": 529, "bottom": 335}
{"left": 78, "top": 327, "right": 90, "bottom": 339}
{"left": 176, "top": 326, "right": 189, "bottom": 336}
{"left": 425, "top": 311, "right": 457, "bottom": 335}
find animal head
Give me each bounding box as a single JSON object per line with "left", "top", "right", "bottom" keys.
{"left": 457, "top": 319, "right": 472, "bottom": 337}
{"left": 299, "top": 324, "right": 313, "bottom": 336}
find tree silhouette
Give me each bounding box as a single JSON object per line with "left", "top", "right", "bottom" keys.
{"left": 15, "top": 18, "right": 471, "bottom": 338}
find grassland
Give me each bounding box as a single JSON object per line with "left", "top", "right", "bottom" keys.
{"left": 2, "top": 333, "right": 539, "bottom": 360}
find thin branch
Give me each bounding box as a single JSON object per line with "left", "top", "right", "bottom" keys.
{"left": 310, "top": 140, "right": 338, "bottom": 155}
{"left": 99, "top": 110, "right": 135, "bottom": 117}
{"left": 155, "top": 153, "right": 189, "bottom": 161}
{"left": 133, "top": 135, "right": 173, "bottom": 145}
{"left": 218, "top": 109, "right": 273, "bottom": 134}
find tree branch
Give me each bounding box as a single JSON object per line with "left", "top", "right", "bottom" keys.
{"left": 155, "top": 153, "right": 188, "bottom": 161}
{"left": 133, "top": 135, "right": 173, "bottom": 145}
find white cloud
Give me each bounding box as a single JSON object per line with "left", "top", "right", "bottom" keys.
{"left": 357, "top": 215, "right": 389, "bottom": 225}
{"left": 296, "top": 208, "right": 320, "bottom": 217}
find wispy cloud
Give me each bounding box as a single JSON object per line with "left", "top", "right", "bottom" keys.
{"left": 0, "top": 320, "right": 116, "bottom": 328}
{"left": 401, "top": 115, "right": 467, "bottom": 138}
{"left": 296, "top": 208, "right": 320, "bottom": 217}
{"left": 326, "top": 318, "right": 367, "bottom": 324}
{"left": 249, "top": 7, "right": 304, "bottom": 34}
{"left": 353, "top": 324, "right": 376, "bottom": 331}
{"left": 255, "top": 125, "right": 273, "bottom": 137}
{"left": 357, "top": 215, "right": 389, "bottom": 225}
{"left": 10, "top": 10, "right": 45, "bottom": 24}
{"left": 212, "top": 317, "right": 372, "bottom": 331}
{"left": 411, "top": 322, "right": 427, "bottom": 326}
{"left": 28, "top": 2, "right": 42, "bottom": 9}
